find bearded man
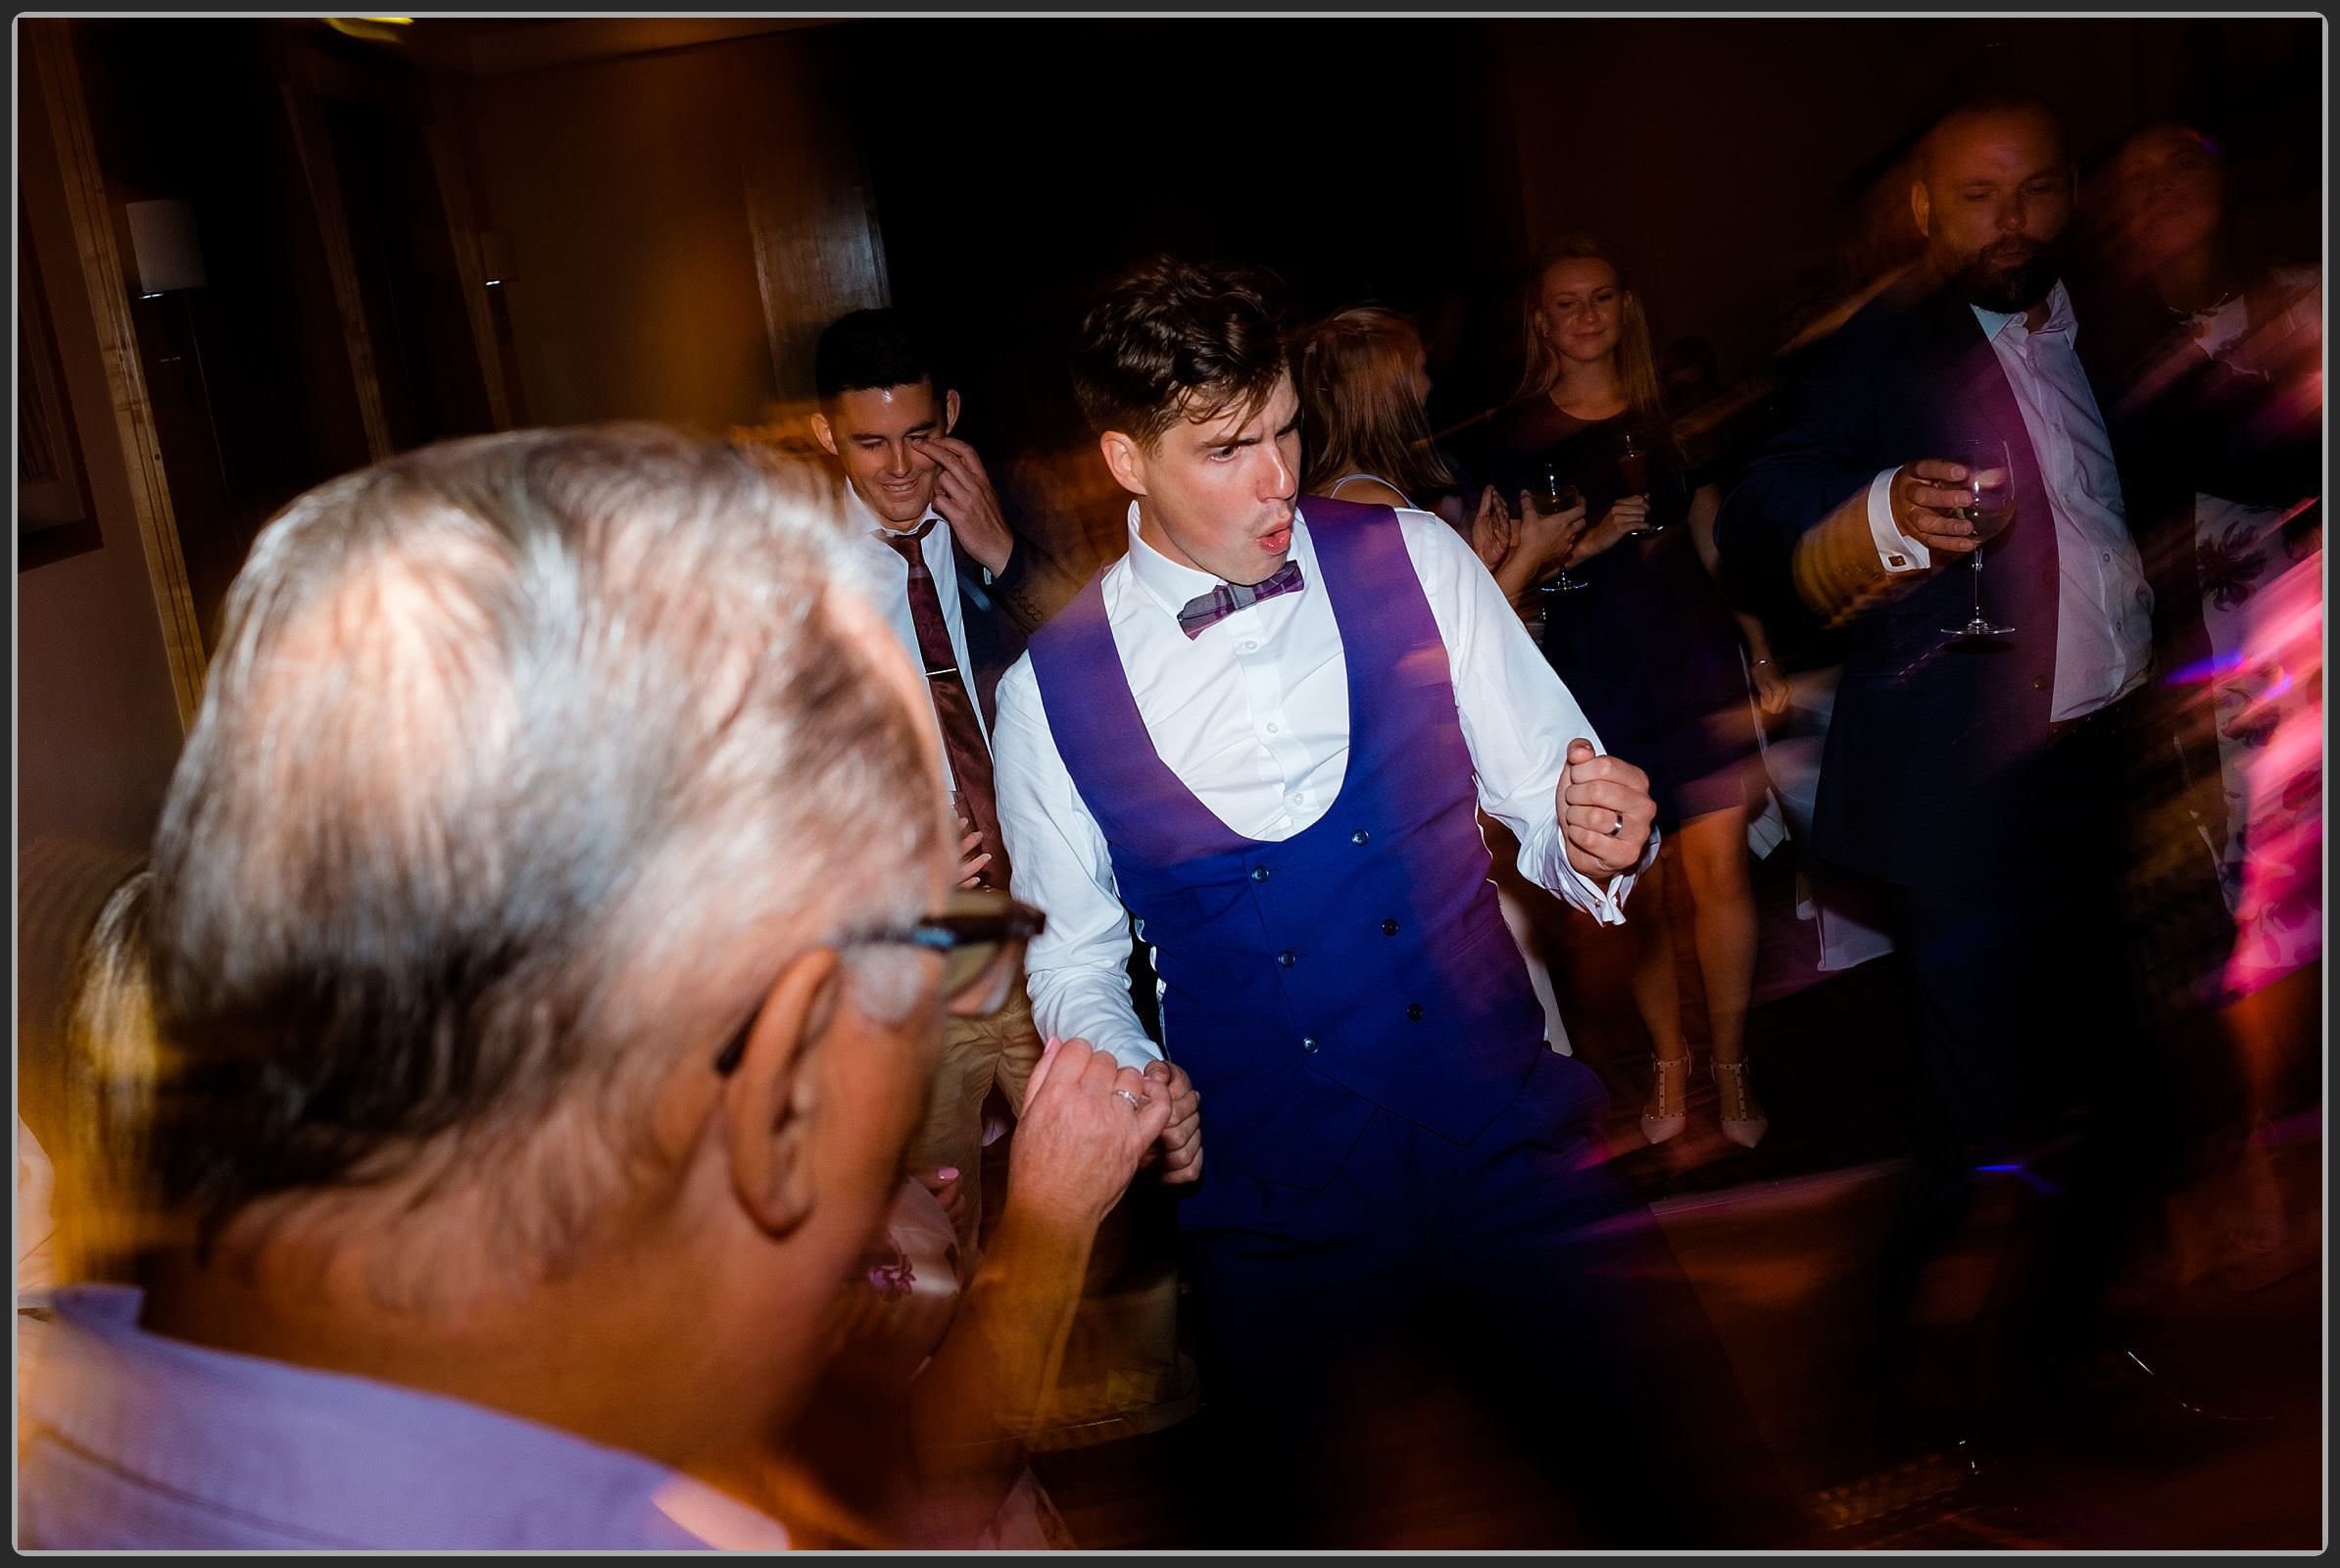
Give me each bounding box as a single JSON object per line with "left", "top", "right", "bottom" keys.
{"left": 1717, "top": 97, "right": 2212, "bottom": 1476}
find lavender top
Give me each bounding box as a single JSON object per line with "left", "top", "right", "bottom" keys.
{"left": 18, "top": 1285, "right": 790, "bottom": 1550}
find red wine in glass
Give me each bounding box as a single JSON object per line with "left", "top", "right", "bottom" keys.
{"left": 1616, "top": 431, "right": 1665, "bottom": 534}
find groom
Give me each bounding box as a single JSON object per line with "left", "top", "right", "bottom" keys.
{"left": 990, "top": 258, "right": 1787, "bottom": 1546}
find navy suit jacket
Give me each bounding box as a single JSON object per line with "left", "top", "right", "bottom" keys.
{"left": 1717, "top": 277, "right": 2144, "bottom": 888}
{"left": 951, "top": 527, "right": 1091, "bottom": 730}
{"left": 953, "top": 534, "right": 1027, "bottom": 731}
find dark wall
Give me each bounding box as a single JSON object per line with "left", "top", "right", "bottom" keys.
{"left": 73, "top": 20, "right": 380, "bottom": 649}
{"left": 840, "top": 19, "right": 1535, "bottom": 467}
{"left": 18, "top": 32, "right": 191, "bottom": 865}
{"left": 1500, "top": 16, "right": 2321, "bottom": 387}
{"left": 462, "top": 24, "right": 889, "bottom": 432}
{"left": 840, "top": 15, "right": 2319, "bottom": 486}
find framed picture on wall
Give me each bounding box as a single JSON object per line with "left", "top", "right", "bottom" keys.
{"left": 20, "top": 201, "right": 102, "bottom": 570}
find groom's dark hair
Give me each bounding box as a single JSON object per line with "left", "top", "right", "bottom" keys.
{"left": 814, "top": 308, "right": 939, "bottom": 405}
{"left": 1071, "top": 257, "right": 1288, "bottom": 450}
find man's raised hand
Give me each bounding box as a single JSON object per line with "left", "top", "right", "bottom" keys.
{"left": 1557, "top": 737, "right": 1656, "bottom": 879}
{"left": 928, "top": 437, "right": 1015, "bottom": 576}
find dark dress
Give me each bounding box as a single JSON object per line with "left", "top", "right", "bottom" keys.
{"left": 1469, "top": 398, "right": 1759, "bottom": 827}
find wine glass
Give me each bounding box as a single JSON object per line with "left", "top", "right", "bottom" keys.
{"left": 1616, "top": 431, "right": 1666, "bottom": 535}
{"left": 1939, "top": 437, "right": 2015, "bottom": 640}
{"left": 1537, "top": 466, "right": 1589, "bottom": 594}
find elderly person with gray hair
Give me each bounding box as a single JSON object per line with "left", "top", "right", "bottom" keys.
{"left": 20, "top": 425, "right": 1167, "bottom": 1549}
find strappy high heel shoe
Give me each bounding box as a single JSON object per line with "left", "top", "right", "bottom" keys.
{"left": 1712, "top": 1058, "right": 1769, "bottom": 1149}
{"left": 1642, "top": 1053, "right": 1691, "bottom": 1145}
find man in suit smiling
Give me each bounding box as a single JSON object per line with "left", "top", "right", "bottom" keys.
{"left": 811, "top": 309, "right": 1064, "bottom": 1254}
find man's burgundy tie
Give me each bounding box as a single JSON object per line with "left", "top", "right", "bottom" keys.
{"left": 882, "top": 522, "right": 1010, "bottom": 890}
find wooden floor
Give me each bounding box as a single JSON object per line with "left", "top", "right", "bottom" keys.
{"left": 1029, "top": 848, "right": 2326, "bottom": 1549}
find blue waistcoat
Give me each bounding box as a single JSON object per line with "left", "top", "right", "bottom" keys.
{"left": 1025, "top": 499, "right": 1546, "bottom": 1189}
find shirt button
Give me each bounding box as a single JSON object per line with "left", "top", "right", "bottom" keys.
{"left": 1250, "top": 865, "right": 1271, "bottom": 884}
{"left": 1291, "top": 793, "right": 1308, "bottom": 808}
{"left": 1351, "top": 829, "right": 1371, "bottom": 846}
{"left": 1382, "top": 918, "right": 1398, "bottom": 936}
{"left": 1300, "top": 1037, "right": 1320, "bottom": 1054}
{"left": 1405, "top": 1004, "right": 1425, "bottom": 1021}
{"left": 1277, "top": 951, "right": 1296, "bottom": 967}
{"left": 2102, "top": 552, "right": 2112, "bottom": 564}
{"left": 1265, "top": 721, "right": 1280, "bottom": 734}
{"left": 1241, "top": 640, "right": 1258, "bottom": 653}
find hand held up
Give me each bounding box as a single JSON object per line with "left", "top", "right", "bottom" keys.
{"left": 1557, "top": 737, "right": 1657, "bottom": 879}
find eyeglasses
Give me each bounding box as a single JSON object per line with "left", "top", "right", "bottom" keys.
{"left": 712, "top": 889, "right": 1048, "bottom": 1076}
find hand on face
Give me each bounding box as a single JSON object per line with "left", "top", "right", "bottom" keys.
{"left": 1004, "top": 1036, "right": 1173, "bottom": 1231}
{"left": 928, "top": 435, "right": 1015, "bottom": 577}
{"left": 817, "top": 381, "right": 951, "bottom": 530}
{"left": 1558, "top": 737, "right": 1655, "bottom": 879}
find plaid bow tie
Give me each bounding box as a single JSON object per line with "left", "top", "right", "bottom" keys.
{"left": 1177, "top": 559, "right": 1306, "bottom": 639}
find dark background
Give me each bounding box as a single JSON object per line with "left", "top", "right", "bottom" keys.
{"left": 851, "top": 21, "right": 1534, "bottom": 451}
{"left": 841, "top": 17, "right": 2320, "bottom": 458}
{"left": 19, "top": 14, "right": 2323, "bottom": 870}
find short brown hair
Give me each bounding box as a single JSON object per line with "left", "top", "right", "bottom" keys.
{"left": 1071, "top": 256, "right": 1288, "bottom": 449}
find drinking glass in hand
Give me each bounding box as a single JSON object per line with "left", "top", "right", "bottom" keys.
{"left": 1538, "top": 467, "right": 1589, "bottom": 594}
{"left": 1940, "top": 438, "right": 2015, "bottom": 640}
{"left": 1616, "top": 431, "right": 1665, "bottom": 534}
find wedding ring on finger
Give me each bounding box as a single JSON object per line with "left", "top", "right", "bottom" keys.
{"left": 1113, "top": 1088, "right": 1145, "bottom": 1109}
{"left": 1607, "top": 812, "right": 1625, "bottom": 838}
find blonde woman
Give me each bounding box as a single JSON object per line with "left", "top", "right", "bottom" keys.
{"left": 1468, "top": 237, "right": 1788, "bottom": 1150}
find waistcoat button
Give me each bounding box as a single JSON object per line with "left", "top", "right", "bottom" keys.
{"left": 1351, "top": 829, "right": 1371, "bottom": 846}
{"left": 1405, "top": 1003, "right": 1425, "bottom": 1021}
{"left": 1250, "top": 865, "right": 1270, "bottom": 883}
{"left": 1300, "top": 1037, "right": 1319, "bottom": 1054}
{"left": 1382, "top": 918, "right": 1398, "bottom": 936}
{"left": 1277, "top": 951, "right": 1296, "bottom": 967}
{"left": 2032, "top": 676, "right": 2048, "bottom": 691}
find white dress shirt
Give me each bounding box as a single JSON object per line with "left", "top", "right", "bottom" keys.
{"left": 1865, "top": 282, "right": 2156, "bottom": 720}
{"left": 992, "top": 502, "right": 1647, "bottom": 1072}
{"left": 841, "top": 482, "right": 989, "bottom": 787}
